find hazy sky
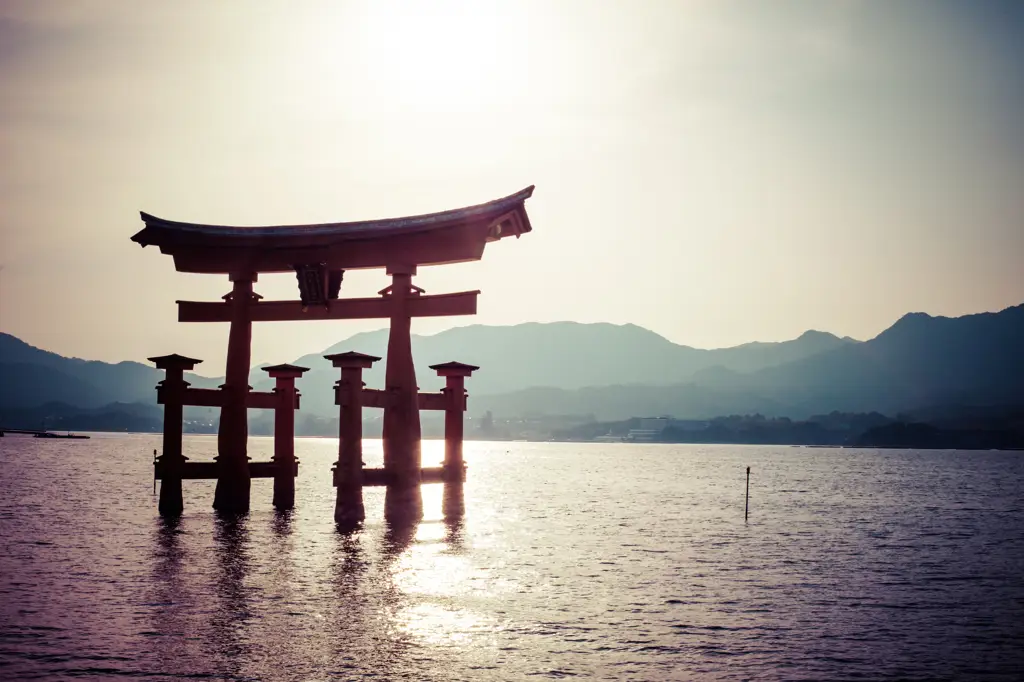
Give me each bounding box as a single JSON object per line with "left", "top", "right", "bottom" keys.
{"left": 1, "top": 0, "right": 1022, "bottom": 372}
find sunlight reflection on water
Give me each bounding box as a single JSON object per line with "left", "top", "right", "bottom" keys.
{"left": 0, "top": 435, "right": 1022, "bottom": 680}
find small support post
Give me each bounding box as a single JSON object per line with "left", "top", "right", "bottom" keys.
{"left": 430, "top": 361, "right": 480, "bottom": 483}
{"left": 261, "top": 363, "right": 309, "bottom": 510}
{"left": 149, "top": 353, "right": 203, "bottom": 516}
{"left": 325, "top": 351, "right": 380, "bottom": 525}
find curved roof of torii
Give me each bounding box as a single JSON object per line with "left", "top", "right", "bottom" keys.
{"left": 131, "top": 185, "right": 534, "bottom": 274}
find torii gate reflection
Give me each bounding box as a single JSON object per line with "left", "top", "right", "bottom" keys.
{"left": 133, "top": 187, "right": 534, "bottom": 521}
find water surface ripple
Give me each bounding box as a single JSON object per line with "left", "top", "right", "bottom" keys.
{"left": 1, "top": 435, "right": 1022, "bottom": 680}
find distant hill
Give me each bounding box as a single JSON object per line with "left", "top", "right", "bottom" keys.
{"left": 2, "top": 304, "right": 1021, "bottom": 425}
{"left": 470, "top": 304, "right": 1024, "bottom": 420}
{"left": 0, "top": 333, "right": 221, "bottom": 411}
{"left": 699, "top": 304, "right": 1024, "bottom": 416}
{"left": 260, "top": 321, "right": 856, "bottom": 416}
{"left": 1, "top": 321, "right": 853, "bottom": 420}
{"left": 0, "top": 401, "right": 163, "bottom": 432}
{"left": 0, "top": 362, "right": 106, "bottom": 410}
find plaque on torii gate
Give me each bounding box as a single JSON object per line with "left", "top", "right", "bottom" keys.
{"left": 132, "top": 186, "right": 534, "bottom": 514}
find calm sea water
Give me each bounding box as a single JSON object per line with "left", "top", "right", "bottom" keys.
{"left": 1, "top": 434, "right": 1022, "bottom": 680}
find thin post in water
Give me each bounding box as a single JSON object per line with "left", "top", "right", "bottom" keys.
{"left": 153, "top": 449, "right": 157, "bottom": 494}
{"left": 744, "top": 466, "right": 750, "bottom": 521}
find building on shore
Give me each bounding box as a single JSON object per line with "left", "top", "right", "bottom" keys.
{"left": 626, "top": 416, "right": 672, "bottom": 442}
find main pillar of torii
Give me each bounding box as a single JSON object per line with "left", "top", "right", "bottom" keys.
{"left": 381, "top": 265, "right": 423, "bottom": 494}
{"left": 213, "top": 273, "right": 258, "bottom": 513}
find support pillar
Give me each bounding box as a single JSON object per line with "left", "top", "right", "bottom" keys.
{"left": 261, "top": 364, "right": 308, "bottom": 510}
{"left": 381, "top": 266, "right": 423, "bottom": 519}
{"left": 326, "top": 351, "right": 379, "bottom": 525}
{"left": 149, "top": 354, "right": 203, "bottom": 516}
{"left": 430, "top": 361, "right": 479, "bottom": 483}
{"left": 214, "top": 273, "right": 256, "bottom": 513}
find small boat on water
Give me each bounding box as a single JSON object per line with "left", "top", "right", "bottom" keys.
{"left": 33, "top": 432, "right": 90, "bottom": 440}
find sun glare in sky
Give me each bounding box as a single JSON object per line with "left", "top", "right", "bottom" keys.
{"left": 354, "top": 2, "right": 516, "bottom": 110}
{"left": 0, "top": 1, "right": 1021, "bottom": 365}
{"left": 295, "top": 0, "right": 534, "bottom": 122}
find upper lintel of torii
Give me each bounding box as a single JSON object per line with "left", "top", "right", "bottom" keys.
{"left": 131, "top": 186, "right": 534, "bottom": 274}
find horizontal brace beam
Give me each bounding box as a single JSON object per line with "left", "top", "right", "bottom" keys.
{"left": 335, "top": 388, "right": 464, "bottom": 411}
{"left": 360, "top": 388, "right": 390, "bottom": 409}
{"left": 183, "top": 387, "right": 225, "bottom": 407}
{"left": 155, "top": 460, "right": 297, "bottom": 480}
{"left": 333, "top": 466, "right": 458, "bottom": 487}
{"left": 157, "top": 387, "right": 299, "bottom": 410}
{"left": 178, "top": 290, "right": 479, "bottom": 323}
{"left": 418, "top": 392, "right": 449, "bottom": 411}
{"left": 246, "top": 391, "right": 291, "bottom": 410}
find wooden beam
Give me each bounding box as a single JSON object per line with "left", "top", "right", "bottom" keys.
{"left": 334, "top": 466, "right": 450, "bottom": 487}
{"left": 166, "top": 223, "right": 490, "bottom": 274}
{"left": 178, "top": 290, "right": 479, "bottom": 323}
{"left": 155, "top": 460, "right": 296, "bottom": 480}
{"left": 246, "top": 391, "right": 286, "bottom": 410}
{"left": 158, "top": 387, "right": 299, "bottom": 409}
{"left": 417, "top": 392, "right": 448, "bottom": 411}
{"left": 342, "top": 389, "right": 464, "bottom": 411}
{"left": 181, "top": 387, "right": 223, "bottom": 407}
{"left": 360, "top": 388, "right": 391, "bottom": 410}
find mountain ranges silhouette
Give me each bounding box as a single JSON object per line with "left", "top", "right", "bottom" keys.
{"left": 1, "top": 303, "right": 1022, "bottom": 427}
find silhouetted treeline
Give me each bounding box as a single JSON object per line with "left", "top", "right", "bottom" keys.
{"left": 0, "top": 401, "right": 163, "bottom": 433}
{"left": 554, "top": 407, "right": 1024, "bottom": 450}
{"left": 854, "top": 422, "right": 1024, "bottom": 449}
{"left": 5, "top": 400, "right": 1022, "bottom": 450}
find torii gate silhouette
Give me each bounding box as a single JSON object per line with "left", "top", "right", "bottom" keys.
{"left": 133, "top": 186, "right": 534, "bottom": 522}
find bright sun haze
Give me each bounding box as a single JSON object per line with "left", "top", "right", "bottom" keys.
{"left": 0, "top": 0, "right": 1022, "bottom": 370}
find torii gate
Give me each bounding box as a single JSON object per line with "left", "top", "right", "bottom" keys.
{"left": 133, "top": 186, "right": 534, "bottom": 518}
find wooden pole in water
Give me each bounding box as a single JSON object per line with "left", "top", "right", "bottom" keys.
{"left": 150, "top": 353, "right": 200, "bottom": 516}
{"left": 262, "top": 364, "right": 309, "bottom": 510}
{"left": 430, "top": 361, "right": 479, "bottom": 483}
{"left": 153, "top": 449, "right": 157, "bottom": 494}
{"left": 745, "top": 466, "right": 750, "bottom": 521}
{"left": 325, "top": 351, "right": 379, "bottom": 525}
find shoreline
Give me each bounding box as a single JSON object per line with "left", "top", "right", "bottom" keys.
{"left": 5, "top": 430, "right": 1023, "bottom": 452}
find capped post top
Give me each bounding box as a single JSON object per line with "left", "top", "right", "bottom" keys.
{"left": 261, "top": 363, "right": 310, "bottom": 378}
{"left": 324, "top": 350, "right": 382, "bottom": 369}
{"left": 429, "top": 361, "right": 480, "bottom": 377}
{"left": 148, "top": 353, "right": 203, "bottom": 371}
